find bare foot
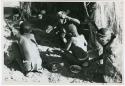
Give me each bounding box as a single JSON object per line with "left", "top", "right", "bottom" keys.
{"left": 37, "top": 68, "right": 43, "bottom": 73}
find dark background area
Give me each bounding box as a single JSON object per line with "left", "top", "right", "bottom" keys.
{"left": 4, "top": 2, "right": 95, "bottom": 21}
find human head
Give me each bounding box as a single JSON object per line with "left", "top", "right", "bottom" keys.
{"left": 57, "top": 11, "right": 67, "bottom": 19}
{"left": 97, "top": 28, "right": 113, "bottom": 46}
{"left": 20, "top": 21, "right": 32, "bottom": 34}
{"left": 57, "top": 11, "right": 67, "bottom": 24}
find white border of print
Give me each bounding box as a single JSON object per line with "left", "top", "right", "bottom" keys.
{"left": 0, "top": 0, "right": 125, "bottom": 86}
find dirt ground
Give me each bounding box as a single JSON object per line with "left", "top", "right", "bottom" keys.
{"left": 3, "top": 44, "right": 102, "bottom": 84}
{"left": 2, "top": 20, "right": 105, "bottom": 84}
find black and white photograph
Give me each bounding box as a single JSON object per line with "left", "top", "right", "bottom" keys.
{"left": 1, "top": 0, "right": 124, "bottom": 84}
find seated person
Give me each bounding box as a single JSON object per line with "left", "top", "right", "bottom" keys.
{"left": 6, "top": 20, "right": 43, "bottom": 74}
{"left": 56, "top": 11, "right": 80, "bottom": 48}
{"left": 63, "top": 24, "right": 89, "bottom": 67}
{"left": 96, "top": 28, "right": 122, "bottom": 82}
{"left": 46, "top": 24, "right": 88, "bottom": 73}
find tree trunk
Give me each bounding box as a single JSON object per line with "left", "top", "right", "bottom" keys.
{"left": 20, "top": 2, "right": 31, "bottom": 20}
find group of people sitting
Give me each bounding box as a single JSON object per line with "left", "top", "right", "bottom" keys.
{"left": 5, "top": 10, "right": 121, "bottom": 82}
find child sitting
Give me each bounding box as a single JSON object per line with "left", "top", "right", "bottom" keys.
{"left": 96, "top": 28, "right": 122, "bottom": 82}
{"left": 6, "top": 20, "right": 43, "bottom": 74}
{"left": 63, "top": 24, "right": 89, "bottom": 71}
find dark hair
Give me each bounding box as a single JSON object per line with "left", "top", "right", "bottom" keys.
{"left": 57, "top": 11, "right": 66, "bottom": 19}
{"left": 97, "top": 28, "right": 113, "bottom": 36}
{"left": 19, "top": 21, "right": 32, "bottom": 34}
{"left": 97, "top": 28, "right": 108, "bottom": 35}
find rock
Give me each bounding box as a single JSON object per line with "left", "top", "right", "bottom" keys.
{"left": 4, "top": 41, "right": 21, "bottom": 66}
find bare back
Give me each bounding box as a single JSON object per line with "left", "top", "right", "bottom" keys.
{"left": 71, "top": 35, "right": 88, "bottom": 59}
{"left": 19, "top": 33, "right": 42, "bottom": 71}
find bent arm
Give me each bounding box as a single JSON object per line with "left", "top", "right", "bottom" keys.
{"left": 66, "top": 16, "right": 80, "bottom": 25}
{"left": 66, "top": 38, "right": 73, "bottom": 51}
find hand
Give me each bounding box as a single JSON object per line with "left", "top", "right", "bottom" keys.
{"left": 46, "top": 25, "right": 53, "bottom": 33}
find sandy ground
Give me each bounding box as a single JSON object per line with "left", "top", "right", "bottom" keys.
{"left": 3, "top": 41, "right": 96, "bottom": 84}
{"left": 3, "top": 20, "right": 122, "bottom": 84}
{"left": 3, "top": 37, "right": 99, "bottom": 84}
{"left": 3, "top": 65, "right": 90, "bottom": 84}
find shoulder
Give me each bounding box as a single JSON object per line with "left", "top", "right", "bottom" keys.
{"left": 29, "top": 33, "right": 35, "bottom": 38}
{"left": 30, "top": 33, "right": 34, "bottom": 36}
{"left": 80, "top": 34, "right": 85, "bottom": 38}
{"left": 79, "top": 35, "right": 86, "bottom": 40}
{"left": 71, "top": 37, "right": 77, "bottom": 43}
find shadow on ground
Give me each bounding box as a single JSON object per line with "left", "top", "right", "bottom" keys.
{"left": 4, "top": 26, "right": 104, "bottom": 83}
{"left": 40, "top": 49, "right": 104, "bottom": 83}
